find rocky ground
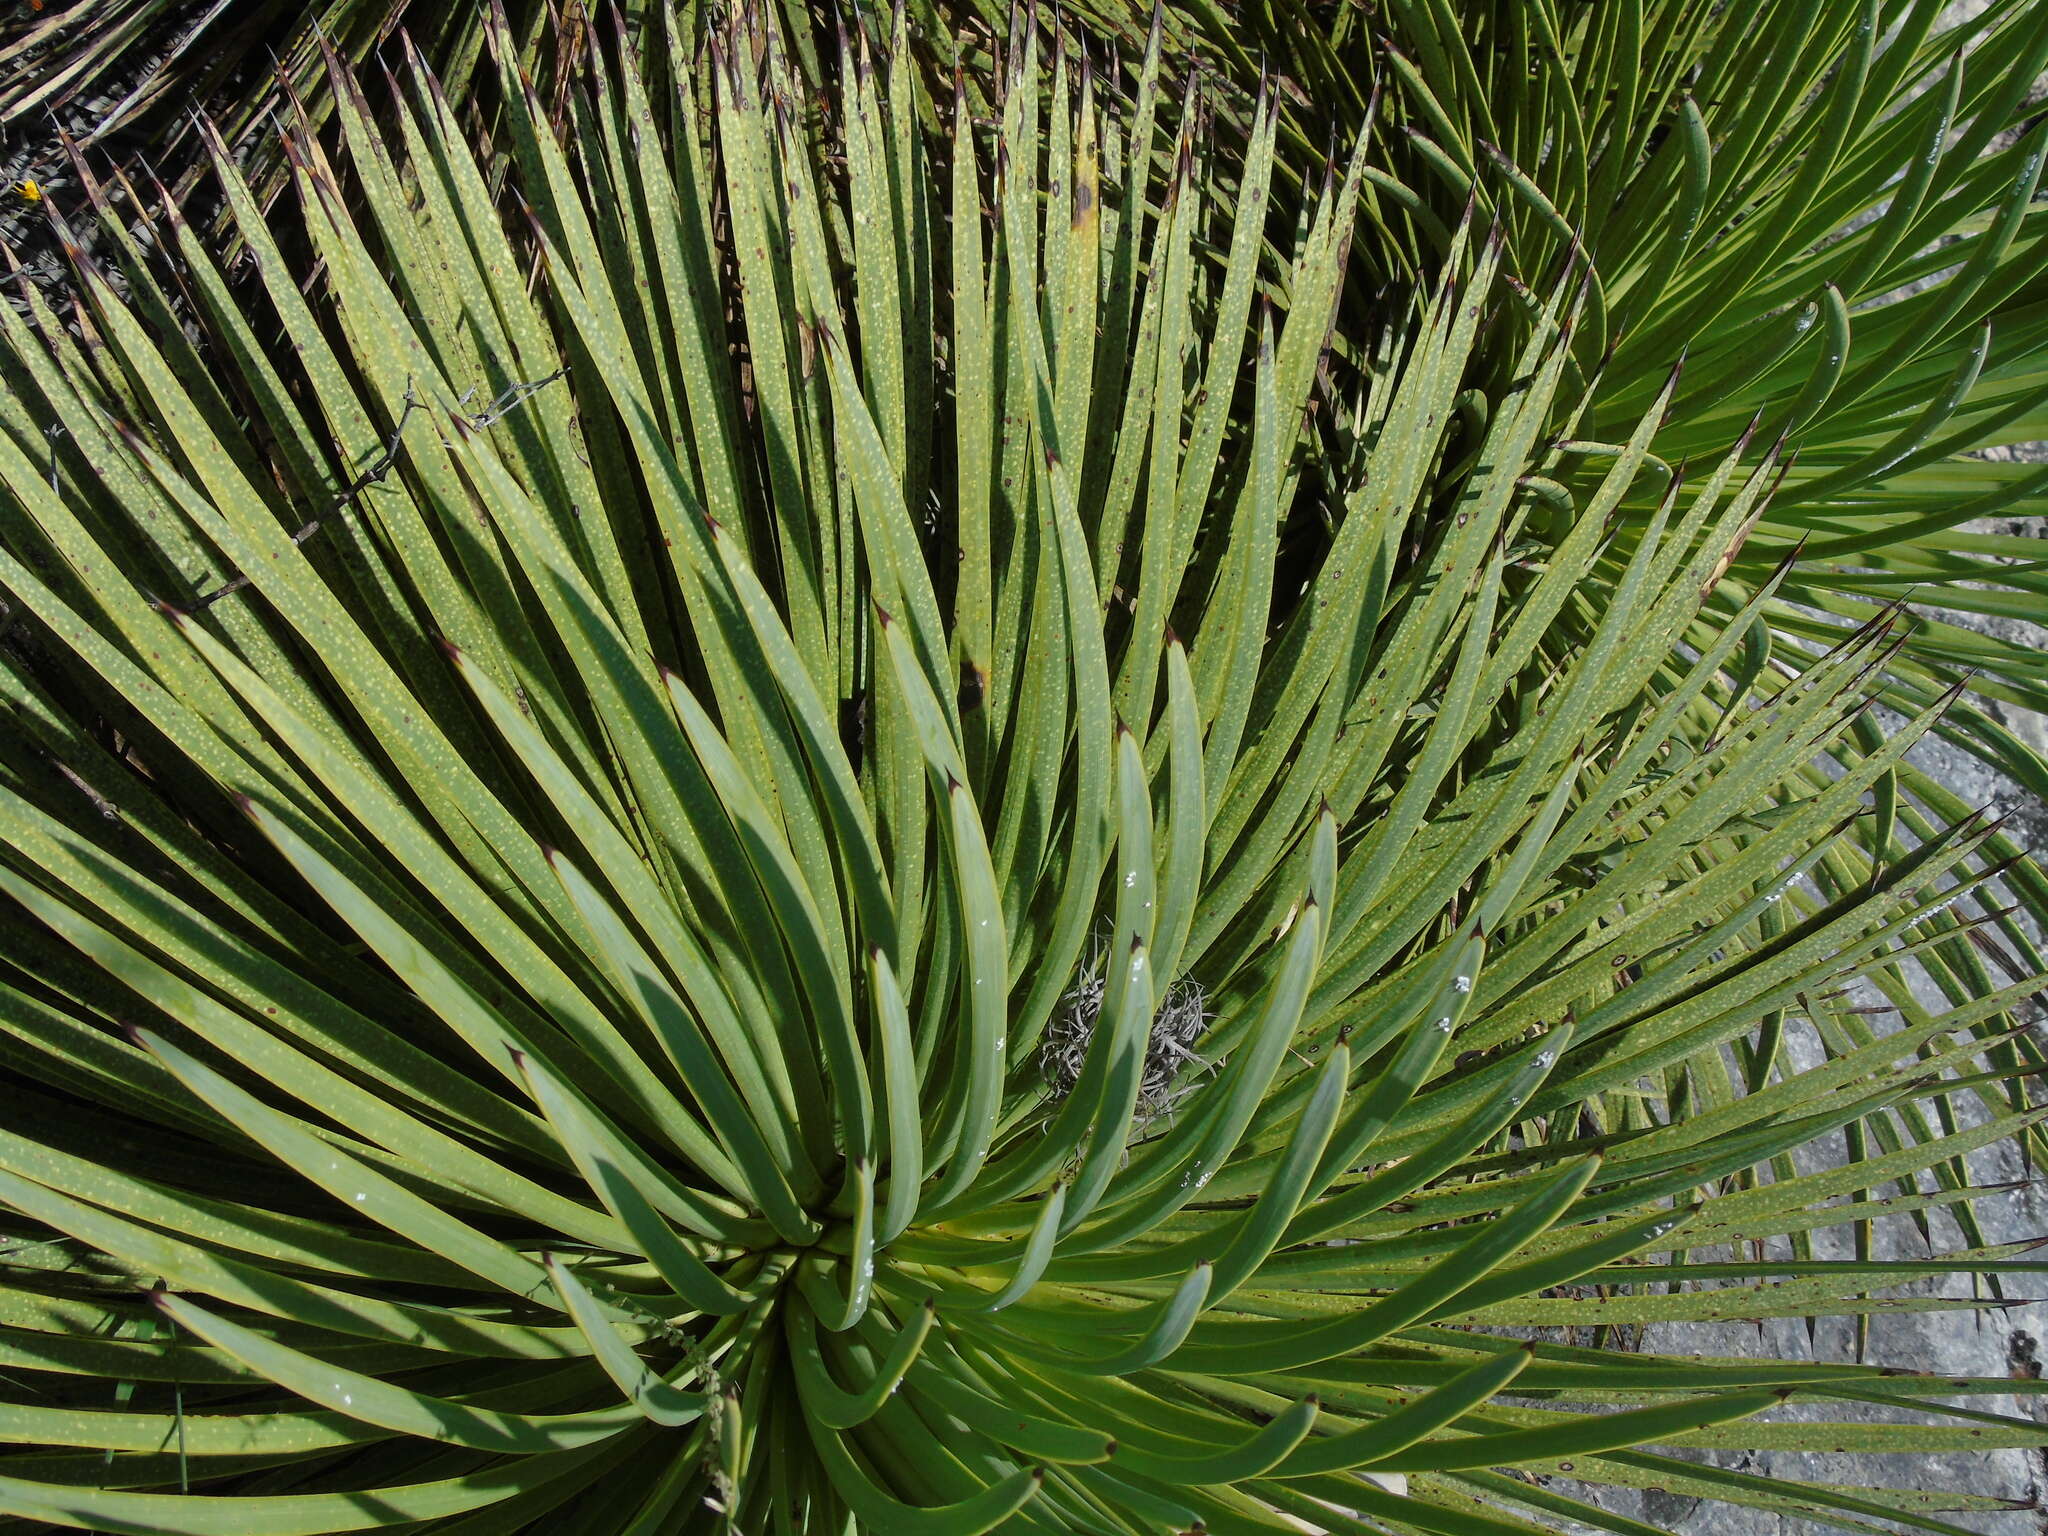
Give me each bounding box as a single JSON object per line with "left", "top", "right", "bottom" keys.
{"left": 1543, "top": 494, "right": 2048, "bottom": 1535}
{"left": 1551, "top": 23, "right": 2048, "bottom": 1503}
{"left": 1552, "top": 1065, "right": 2048, "bottom": 1536}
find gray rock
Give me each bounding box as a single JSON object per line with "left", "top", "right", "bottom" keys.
{"left": 1555, "top": 484, "right": 2046, "bottom": 1532}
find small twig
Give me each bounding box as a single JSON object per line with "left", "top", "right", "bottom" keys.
{"left": 462, "top": 365, "right": 567, "bottom": 429}
{"left": 189, "top": 379, "right": 423, "bottom": 611}
{"left": 184, "top": 366, "right": 568, "bottom": 613}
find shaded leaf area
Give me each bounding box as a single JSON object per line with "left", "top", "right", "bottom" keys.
{"left": 0, "top": 5, "right": 2042, "bottom": 1534}
{"left": 0, "top": 0, "right": 595, "bottom": 234}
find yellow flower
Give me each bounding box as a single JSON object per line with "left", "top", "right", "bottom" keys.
{"left": 18, "top": 179, "right": 41, "bottom": 203}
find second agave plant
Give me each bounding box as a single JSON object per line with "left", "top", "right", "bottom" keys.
{"left": 0, "top": 5, "right": 2043, "bottom": 1533}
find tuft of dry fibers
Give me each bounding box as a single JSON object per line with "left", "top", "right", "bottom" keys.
{"left": 1038, "top": 943, "right": 1213, "bottom": 1127}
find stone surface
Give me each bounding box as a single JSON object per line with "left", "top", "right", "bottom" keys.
{"left": 1544, "top": 495, "right": 2046, "bottom": 1533}
{"left": 1547, "top": 1067, "right": 2048, "bottom": 1535}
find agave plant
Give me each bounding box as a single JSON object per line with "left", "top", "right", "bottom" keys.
{"left": 0, "top": 4, "right": 2043, "bottom": 1534}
